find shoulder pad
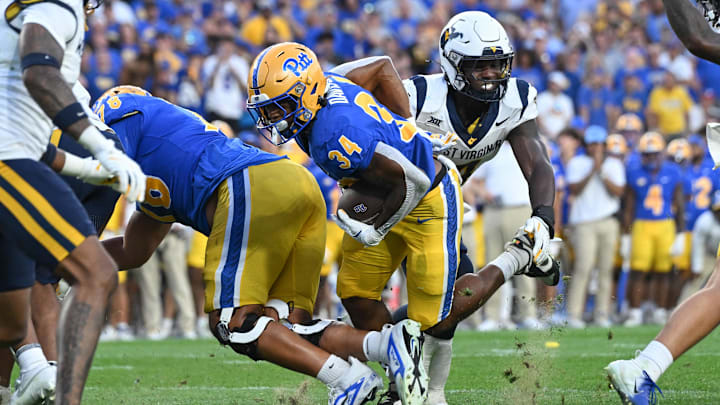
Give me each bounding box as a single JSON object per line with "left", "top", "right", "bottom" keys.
{"left": 418, "top": 74, "right": 448, "bottom": 113}
{"left": 502, "top": 78, "right": 537, "bottom": 116}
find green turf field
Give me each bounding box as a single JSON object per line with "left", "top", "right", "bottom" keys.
{"left": 78, "top": 325, "right": 720, "bottom": 404}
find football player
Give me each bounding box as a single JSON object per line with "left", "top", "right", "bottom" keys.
{"left": 329, "top": 11, "right": 557, "bottom": 403}
{"left": 0, "top": 81, "right": 124, "bottom": 404}
{"left": 247, "top": 41, "right": 558, "bottom": 405}
{"left": 608, "top": 1, "right": 720, "bottom": 402}
{"left": 0, "top": 1, "right": 145, "bottom": 404}
{"left": 92, "top": 85, "right": 435, "bottom": 405}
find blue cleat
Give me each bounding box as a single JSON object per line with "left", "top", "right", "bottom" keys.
{"left": 606, "top": 360, "right": 664, "bottom": 405}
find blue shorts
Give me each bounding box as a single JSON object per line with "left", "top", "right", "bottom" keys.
{"left": 0, "top": 159, "right": 95, "bottom": 291}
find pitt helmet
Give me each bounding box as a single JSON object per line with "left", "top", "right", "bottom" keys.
{"left": 606, "top": 133, "right": 628, "bottom": 156}
{"left": 615, "top": 113, "right": 643, "bottom": 133}
{"left": 439, "top": 11, "right": 514, "bottom": 102}
{"left": 246, "top": 42, "right": 327, "bottom": 145}
{"left": 666, "top": 138, "right": 691, "bottom": 163}
{"left": 637, "top": 131, "right": 666, "bottom": 154}
{"left": 99, "top": 85, "right": 152, "bottom": 99}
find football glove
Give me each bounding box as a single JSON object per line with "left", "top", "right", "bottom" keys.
{"left": 426, "top": 131, "right": 459, "bottom": 154}
{"left": 335, "top": 209, "right": 384, "bottom": 247}
{"left": 698, "top": 0, "right": 720, "bottom": 32}
{"left": 523, "top": 216, "right": 552, "bottom": 271}
{"left": 78, "top": 126, "right": 146, "bottom": 203}
{"left": 507, "top": 228, "right": 560, "bottom": 285}
{"left": 60, "top": 153, "right": 114, "bottom": 185}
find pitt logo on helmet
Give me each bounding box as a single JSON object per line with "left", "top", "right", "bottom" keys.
{"left": 283, "top": 52, "right": 313, "bottom": 77}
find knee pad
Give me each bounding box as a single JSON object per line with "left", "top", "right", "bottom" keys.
{"left": 214, "top": 308, "right": 274, "bottom": 361}
{"left": 291, "top": 319, "right": 335, "bottom": 346}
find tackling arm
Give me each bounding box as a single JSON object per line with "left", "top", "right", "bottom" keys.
{"left": 101, "top": 211, "right": 171, "bottom": 270}
{"left": 330, "top": 56, "right": 412, "bottom": 119}
{"left": 508, "top": 120, "right": 556, "bottom": 231}
{"left": 662, "top": 0, "right": 720, "bottom": 64}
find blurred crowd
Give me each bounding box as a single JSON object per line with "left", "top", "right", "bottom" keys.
{"left": 85, "top": 0, "right": 720, "bottom": 339}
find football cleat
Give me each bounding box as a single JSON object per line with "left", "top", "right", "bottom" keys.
{"left": 328, "top": 357, "right": 383, "bottom": 405}
{"left": 508, "top": 231, "right": 561, "bottom": 286}
{"left": 606, "top": 359, "right": 664, "bottom": 405}
{"left": 11, "top": 362, "right": 56, "bottom": 405}
{"left": 386, "top": 320, "right": 428, "bottom": 405}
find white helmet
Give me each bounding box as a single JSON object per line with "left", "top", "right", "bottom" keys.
{"left": 439, "top": 11, "right": 514, "bottom": 102}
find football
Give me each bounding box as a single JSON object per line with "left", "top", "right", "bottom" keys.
{"left": 336, "top": 181, "right": 387, "bottom": 225}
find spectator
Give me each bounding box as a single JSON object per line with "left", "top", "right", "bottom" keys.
{"left": 578, "top": 67, "right": 613, "bottom": 129}
{"left": 565, "top": 126, "right": 625, "bottom": 328}
{"left": 646, "top": 70, "right": 694, "bottom": 138}
{"left": 537, "top": 72, "right": 575, "bottom": 139}
{"left": 202, "top": 38, "right": 249, "bottom": 133}
{"left": 240, "top": 0, "right": 292, "bottom": 46}
{"left": 609, "top": 72, "right": 648, "bottom": 126}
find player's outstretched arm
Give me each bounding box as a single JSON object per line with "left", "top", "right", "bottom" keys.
{"left": 508, "top": 120, "right": 557, "bottom": 269}
{"left": 20, "top": 23, "right": 146, "bottom": 202}
{"left": 101, "top": 211, "right": 171, "bottom": 270}
{"left": 330, "top": 56, "right": 412, "bottom": 118}
{"left": 663, "top": 0, "right": 720, "bottom": 64}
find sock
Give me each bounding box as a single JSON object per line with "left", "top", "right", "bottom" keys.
{"left": 15, "top": 344, "right": 47, "bottom": 376}
{"left": 316, "top": 354, "right": 350, "bottom": 387}
{"left": 488, "top": 251, "right": 520, "bottom": 281}
{"left": 362, "top": 330, "right": 386, "bottom": 363}
{"left": 636, "top": 340, "right": 674, "bottom": 382}
{"left": 424, "top": 336, "right": 452, "bottom": 392}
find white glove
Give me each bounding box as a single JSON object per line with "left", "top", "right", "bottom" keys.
{"left": 670, "top": 232, "right": 687, "bottom": 257}
{"left": 523, "top": 216, "right": 552, "bottom": 271}
{"left": 335, "top": 209, "right": 384, "bottom": 247}
{"left": 426, "top": 131, "right": 459, "bottom": 154}
{"left": 60, "top": 153, "right": 114, "bottom": 185}
{"left": 620, "top": 233, "right": 631, "bottom": 260}
{"left": 78, "top": 126, "right": 146, "bottom": 203}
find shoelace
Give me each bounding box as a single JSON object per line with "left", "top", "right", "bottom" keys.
{"left": 638, "top": 371, "right": 664, "bottom": 405}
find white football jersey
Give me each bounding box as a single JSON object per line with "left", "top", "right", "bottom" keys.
{"left": 0, "top": 0, "right": 86, "bottom": 160}
{"left": 404, "top": 74, "right": 538, "bottom": 181}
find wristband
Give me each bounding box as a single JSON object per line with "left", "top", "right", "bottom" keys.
{"left": 52, "top": 102, "right": 87, "bottom": 131}
{"left": 532, "top": 205, "right": 555, "bottom": 239}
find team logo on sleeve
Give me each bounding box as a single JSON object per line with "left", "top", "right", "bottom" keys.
{"left": 283, "top": 52, "right": 313, "bottom": 77}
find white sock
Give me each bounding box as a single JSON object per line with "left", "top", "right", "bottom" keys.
{"left": 362, "top": 330, "right": 385, "bottom": 363}
{"left": 424, "top": 335, "right": 452, "bottom": 391}
{"left": 15, "top": 344, "right": 47, "bottom": 376}
{"left": 636, "top": 340, "right": 674, "bottom": 382}
{"left": 316, "top": 354, "right": 350, "bottom": 387}
{"left": 488, "top": 251, "right": 520, "bottom": 281}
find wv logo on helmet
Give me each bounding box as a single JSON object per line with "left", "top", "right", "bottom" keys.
{"left": 283, "top": 52, "right": 313, "bottom": 77}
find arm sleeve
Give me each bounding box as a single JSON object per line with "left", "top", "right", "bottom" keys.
{"left": 317, "top": 125, "right": 378, "bottom": 180}
{"left": 21, "top": 2, "right": 77, "bottom": 48}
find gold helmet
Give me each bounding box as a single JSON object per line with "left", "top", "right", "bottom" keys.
{"left": 246, "top": 42, "right": 327, "bottom": 145}
{"left": 99, "top": 85, "right": 152, "bottom": 99}
{"left": 637, "top": 131, "right": 666, "bottom": 153}
{"left": 615, "top": 113, "right": 643, "bottom": 133}
{"left": 606, "top": 133, "right": 628, "bottom": 156}
{"left": 666, "top": 138, "right": 691, "bottom": 163}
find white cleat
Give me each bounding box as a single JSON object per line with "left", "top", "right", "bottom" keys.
{"left": 606, "top": 359, "right": 663, "bottom": 405}
{"left": 386, "top": 320, "right": 428, "bottom": 405}
{"left": 328, "top": 357, "right": 383, "bottom": 405}
{"left": 10, "top": 362, "right": 56, "bottom": 405}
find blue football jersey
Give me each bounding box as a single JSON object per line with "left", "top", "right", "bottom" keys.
{"left": 297, "top": 73, "right": 435, "bottom": 185}
{"left": 685, "top": 161, "right": 715, "bottom": 230}
{"left": 627, "top": 162, "right": 683, "bottom": 220}
{"left": 92, "top": 94, "right": 282, "bottom": 235}
{"left": 307, "top": 162, "right": 339, "bottom": 219}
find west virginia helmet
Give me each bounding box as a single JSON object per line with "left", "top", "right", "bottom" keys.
{"left": 606, "top": 133, "right": 628, "bottom": 156}
{"left": 666, "top": 138, "right": 691, "bottom": 163}
{"left": 246, "top": 42, "right": 326, "bottom": 145}
{"left": 637, "top": 132, "right": 666, "bottom": 154}
{"left": 439, "top": 11, "right": 514, "bottom": 102}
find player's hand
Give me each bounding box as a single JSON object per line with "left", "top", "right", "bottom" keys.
{"left": 427, "top": 131, "right": 459, "bottom": 154}
{"left": 94, "top": 147, "right": 146, "bottom": 203}
{"left": 73, "top": 157, "right": 114, "bottom": 185}
{"left": 523, "top": 216, "right": 552, "bottom": 271}
{"left": 335, "top": 209, "right": 384, "bottom": 246}
{"left": 670, "top": 232, "right": 687, "bottom": 256}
